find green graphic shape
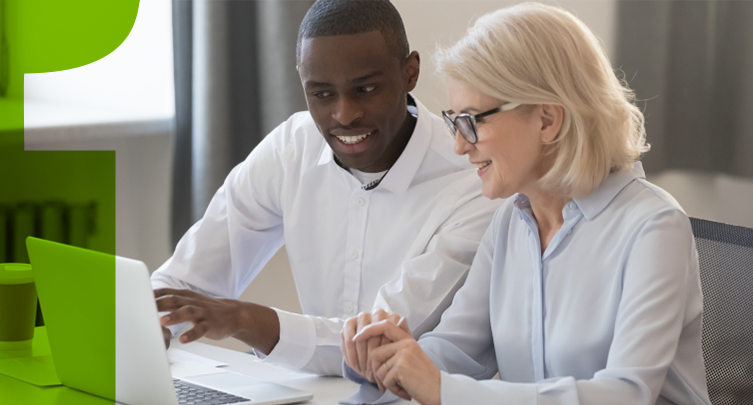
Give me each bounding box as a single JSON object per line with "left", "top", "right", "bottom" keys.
{"left": 26, "top": 237, "right": 118, "bottom": 400}
{"left": 0, "top": 0, "right": 139, "bottom": 131}
{"left": 0, "top": 0, "right": 140, "bottom": 404}
{"left": 12, "top": 0, "right": 139, "bottom": 74}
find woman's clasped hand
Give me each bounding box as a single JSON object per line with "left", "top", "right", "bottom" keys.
{"left": 342, "top": 310, "right": 441, "bottom": 405}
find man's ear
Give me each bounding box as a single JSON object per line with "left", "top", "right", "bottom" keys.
{"left": 540, "top": 104, "right": 564, "bottom": 144}
{"left": 404, "top": 51, "right": 420, "bottom": 92}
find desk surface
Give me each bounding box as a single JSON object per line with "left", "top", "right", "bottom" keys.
{"left": 0, "top": 328, "right": 412, "bottom": 404}
{"left": 172, "top": 338, "right": 378, "bottom": 405}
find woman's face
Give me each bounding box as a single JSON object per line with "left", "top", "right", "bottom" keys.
{"left": 449, "top": 79, "right": 558, "bottom": 200}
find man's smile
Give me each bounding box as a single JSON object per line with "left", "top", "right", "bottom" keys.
{"left": 335, "top": 130, "right": 373, "bottom": 144}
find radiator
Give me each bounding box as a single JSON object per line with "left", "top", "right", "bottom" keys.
{"left": 0, "top": 201, "right": 96, "bottom": 263}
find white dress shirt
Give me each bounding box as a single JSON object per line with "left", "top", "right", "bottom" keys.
{"left": 151, "top": 96, "right": 503, "bottom": 376}
{"left": 416, "top": 162, "right": 711, "bottom": 405}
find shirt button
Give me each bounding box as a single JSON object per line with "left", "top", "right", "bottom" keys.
{"left": 356, "top": 198, "right": 365, "bottom": 206}
{"left": 350, "top": 250, "right": 359, "bottom": 259}
{"left": 568, "top": 202, "right": 577, "bottom": 210}
{"left": 345, "top": 303, "right": 354, "bottom": 313}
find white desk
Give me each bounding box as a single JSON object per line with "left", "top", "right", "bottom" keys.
{"left": 171, "top": 339, "right": 413, "bottom": 404}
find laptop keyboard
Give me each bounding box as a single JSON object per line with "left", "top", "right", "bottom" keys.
{"left": 174, "top": 379, "right": 251, "bottom": 404}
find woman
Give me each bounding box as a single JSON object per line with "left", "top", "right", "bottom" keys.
{"left": 341, "top": 3, "right": 711, "bottom": 405}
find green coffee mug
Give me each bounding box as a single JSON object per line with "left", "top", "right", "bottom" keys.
{"left": 0, "top": 263, "right": 37, "bottom": 350}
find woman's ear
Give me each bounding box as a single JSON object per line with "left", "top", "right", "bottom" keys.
{"left": 540, "top": 104, "right": 564, "bottom": 143}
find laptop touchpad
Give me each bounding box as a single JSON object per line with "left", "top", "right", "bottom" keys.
{"left": 185, "top": 372, "right": 265, "bottom": 389}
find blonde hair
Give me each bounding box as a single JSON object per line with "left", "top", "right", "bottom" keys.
{"left": 435, "top": 2, "right": 649, "bottom": 198}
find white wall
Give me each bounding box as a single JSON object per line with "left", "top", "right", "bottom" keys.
{"left": 648, "top": 171, "right": 753, "bottom": 228}
{"left": 394, "top": 0, "right": 617, "bottom": 116}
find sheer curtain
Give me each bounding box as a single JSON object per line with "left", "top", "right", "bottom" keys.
{"left": 171, "top": 0, "right": 313, "bottom": 247}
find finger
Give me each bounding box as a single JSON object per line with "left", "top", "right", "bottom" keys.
{"left": 179, "top": 321, "right": 209, "bottom": 344}
{"left": 341, "top": 318, "right": 360, "bottom": 374}
{"left": 382, "top": 362, "right": 411, "bottom": 401}
{"left": 365, "top": 335, "right": 381, "bottom": 382}
{"left": 162, "top": 326, "right": 172, "bottom": 349}
{"left": 374, "top": 361, "right": 386, "bottom": 392}
{"left": 380, "top": 334, "right": 391, "bottom": 354}
{"left": 155, "top": 294, "right": 197, "bottom": 312}
{"left": 397, "top": 317, "right": 411, "bottom": 335}
{"left": 356, "top": 312, "right": 371, "bottom": 375}
{"left": 370, "top": 342, "right": 404, "bottom": 395}
{"left": 374, "top": 355, "right": 410, "bottom": 400}
{"left": 355, "top": 319, "right": 412, "bottom": 343}
{"left": 394, "top": 386, "right": 411, "bottom": 401}
{"left": 386, "top": 313, "right": 401, "bottom": 326}
{"left": 356, "top": 338, "right": 369, "bottom": 380}
{"left": 160, "top": 304, "right": 203, "bottom": 326}
{"left": 372, "top": 353, "right": 396, "bottom": 394}
{"left": 374, "top": 353, "right": 392, "bottom": 385}
{"left": 377, "top": 316, "right": 398, "bottom": 361}
{"left": 154, "top": 288, "right": 201, "bottom": 299}
{"left": 369, "top": 340, "right": 412, "bottom": 376}
{"left": 371, "top": 308, "right": 389, "bottom": 321}
{"left": 383, "top": 314, "right": 402, "bottom": 346}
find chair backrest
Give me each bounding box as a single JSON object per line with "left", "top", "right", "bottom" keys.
{"left": 690, "top": 217, "right": 753, "bottom": 405}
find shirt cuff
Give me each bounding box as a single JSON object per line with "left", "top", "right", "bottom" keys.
{"left": 259, "top": 308, "right": 317, "bottom": 370}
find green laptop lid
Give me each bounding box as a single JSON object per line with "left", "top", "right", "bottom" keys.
{"left": 25, "top": 237, "right": 115, "bottom": 402}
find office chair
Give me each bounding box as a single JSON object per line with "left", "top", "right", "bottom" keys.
{"left": 690, "top": 217, "right": 753, "bottom": 405}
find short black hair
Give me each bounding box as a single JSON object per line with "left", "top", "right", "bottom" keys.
{"left": 296, "top": 0, "right": 410, "bottom": 64}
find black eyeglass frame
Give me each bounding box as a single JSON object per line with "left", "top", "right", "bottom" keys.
{"left": 442, "top": 103, "right": 522, "bottom": 144}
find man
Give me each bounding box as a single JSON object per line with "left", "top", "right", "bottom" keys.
{"left": 152, "top": 0, "right": 501, "bottom": 376}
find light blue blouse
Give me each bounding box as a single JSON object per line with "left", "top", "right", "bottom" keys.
{"left": 420, "top": 162, "right": 711, "bottom": 405}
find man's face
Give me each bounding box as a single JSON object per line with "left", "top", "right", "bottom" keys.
{"left": 298, "top": 31, "right": 419, "bottom": 173}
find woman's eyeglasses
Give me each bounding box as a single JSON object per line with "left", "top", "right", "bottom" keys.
{"left": 442, "top": 103, "right": 522, "bottom": 144}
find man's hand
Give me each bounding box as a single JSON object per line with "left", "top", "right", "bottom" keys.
{"left": 155, "top": 288, "right": 242, "bottom": 343}
{"left": 356, "top": 321, "right": 441, "bottom": 405}
{"left": 341, "top": 309, "right": 408, "bottom": 382}
{"left": 161, "top": 325, "right": 172, "bottom": 349}
{"left": 154, "top": 288, "right": 280, "bottom": 354}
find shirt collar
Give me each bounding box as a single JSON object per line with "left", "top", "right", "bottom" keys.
{"left": 573, "top": 161, "right": 646, "bottom": 220}
{"left": 317, "top": 142, "right": 335, "bottom": 166}
{"left": 512, "top": 161, "right": 645, "bottom": 221}
{"left": 317, "top": 93, "right": 432, "bottom": 194}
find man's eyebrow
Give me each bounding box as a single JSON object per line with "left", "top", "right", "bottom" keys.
{"left": 304, "top": 72, "right": 384, "bottom": 89}
{"left": 351, "top": 71, "right": 384, "bottom": 84}
{"left": 304, "top": 80, "right": 332, "bottom": 89}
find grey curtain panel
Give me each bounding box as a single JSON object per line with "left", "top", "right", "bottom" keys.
{"left": 171, "top": 0, "right": 313, "bottom": 248}
{"left": 615, "top": 1, "right": 753, "bottom": 177}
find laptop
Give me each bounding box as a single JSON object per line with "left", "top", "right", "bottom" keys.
{"left": 26, "top": 237, "right": 313, "bottom": 405}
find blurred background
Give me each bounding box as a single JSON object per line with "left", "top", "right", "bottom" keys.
{"left": 15, "top": 0, "right": 753, "bottom": 350}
